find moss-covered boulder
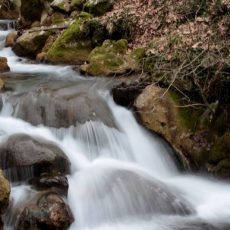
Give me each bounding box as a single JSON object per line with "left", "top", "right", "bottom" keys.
{"left": 83, "top": 0, "right": 114, "bottom": 16}
{"left": 0, "top": 170, "right": 10, "bottom": 214}
{"left": 20, "top": 0, "right": 45, "bottom": 22}
{"left": 80, "top": 39, "right": 137, "bottom": 76}
{"left": 47, "top": 18, "right": 107, "bottom": 64}
{"left": 12, "top": 30, "right": 51, "bottom": 57}
{"left": 134, "top": 85, "right": 211, "bottom": 170}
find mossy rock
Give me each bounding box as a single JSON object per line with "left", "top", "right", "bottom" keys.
{"left": 80, "top": 39, "right": 136, "bottom": 76}
{"left": 50, "top": 12, "right": 66, "bottom": 24}
{"left": 51, "top": 0, "right": 71, "bottom": 13}
{"left": 21, "top": 0, "right": 45, "bottom": 22}
{"left": 83, "top": 0, "right": 114, "bottom": 16}
{"left": 0, "top": 170, "right": 10, "bottom": 214}
{"left": 208, "top": 132, "right": 230, "bottom": 164}
{"left": 47, "top": 18, "right": 107, "bottom": 64}
{"left": 12, "top": 30, "right": 51, "bottom": 57}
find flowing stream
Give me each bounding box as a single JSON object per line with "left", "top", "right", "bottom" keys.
{"left": 0, "top": 20, "right": 230, "bottom": 230}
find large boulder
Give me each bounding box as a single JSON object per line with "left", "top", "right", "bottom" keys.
{"left": 80, "top": 39, "right": 137, "bottom": 76}
{"left": 12, "top": 30, "right": 51, "bottom": 57}
{"left": 83, "top": 0, "right": 114, "bottom": 16}
{"left": 134, "top": 85, "right": 207, "bottom": 169}
{"left": 13, "top": 82, "right": 116, "bottom": 128}
{"left": 15, "top": 191, "right": 74, "bottom": 230}
{"left": 47, "top": 17, "right": 107, "bottom": 64}
{"left": 0, "top": 57, "right": 10, "bottom": 72}
{"left": 0, "top": 134, "right": 70, "bottom": 182}
{"left": 73, "top": 164, "right": 194, "bottom": 227}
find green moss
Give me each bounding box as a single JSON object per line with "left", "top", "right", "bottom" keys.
{"left": 47, "top": 18, "right": 107, "bottom": 64}
{"left": 169, "top": 91, "right": 205, "bottom": 131}
{"left": 81, "top": 39, "right": 132, "bottom": 76}
{"left": 77, "top": 11, "right": 93, "bottom": 19}
{"left": 208, "top": 132, "right": 230, "bottom": 163}
{"left": 113, "top": 39, "right": 128, "bottom": 54}
{"left": 130, "top": 48, "right": 146, "bottom": 61}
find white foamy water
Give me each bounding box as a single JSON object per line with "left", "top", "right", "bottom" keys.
{"left": 0, "top": 20, "right": 230, "bottom": 230}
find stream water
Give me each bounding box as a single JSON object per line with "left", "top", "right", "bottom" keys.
{"left": 0, "top": 20, "right": 230, "bottom": 230}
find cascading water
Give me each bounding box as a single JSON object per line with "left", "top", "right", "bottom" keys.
{"left": 0, "top": 20, "right": 230, "bottom": 230}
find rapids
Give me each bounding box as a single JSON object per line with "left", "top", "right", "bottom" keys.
{"left": 0, "top": 20, "right": 230, "bottom": 230}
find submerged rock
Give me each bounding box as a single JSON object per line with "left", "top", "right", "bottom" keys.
{"left": 74, "top": 164, "right": 194, "bottom": 227}
{"left": 16, "top": 191, "right": 74, "bottom": 230}
{"left": 29, "top": 175, "right": 69, "bottom": 196}
{"left": 0, "top": 57, "right": 10, "bottom": 72}
{"left": 13, "top": 82, "right": 116, "bottom": 128}
{"left": 0, "top": 134, "right": 70, "bottom": 182}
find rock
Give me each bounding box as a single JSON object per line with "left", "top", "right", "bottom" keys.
{"left": 29, "top": 175, "right": 69, "bottom": 196}
{"left": 134, "top": 85, "right": 202, "bottom": 170}
{"left": 75, "top": 164, "right": 194, "bottom": 227}
{"left": 47, "top": 18, "right": 107, "bottom": 64}
{"left": 13, "top": 81, "right": 116, "bottom": 128}
{"left": 80, "top": 39, "right": 137, "bottom": 76}
{"left": 50, "top": 12, "right": 66, "bottom": 24}
{"left": 112, "top": 80, "right": 149, "bottom": 107}
{"left": 36, "top": 52, "right": 47, "bottom": 62}
{"left": 12, "top": 30, "right": 51, "bottom": 57}
{"left": 207, "top": 132, "right": 230, "bottom": 178}
{"left": 71, "top": 0, "right": 85, "bottom": 9}
{"left": 0, "top": 170, "right": 10, "bottom": 214}
{"left": 0, "top": 78, "right": 5, "bottom": 90}
{"left": 51, "top": 0, "right": 71, "bottom": 13}
{"left": 20, "top": 0, "right": 45, "bottom": 22}
{"left": 0, "top": 134, "right": 70, "bottom": 182}
{"left": 83, "top": 0, "right": 114, "bottom": 16}
{"left": 15, "top": 191, "right": 74, "bottom": 230}
{"left": 5, "top": 31, "right": 17, "bottom": 47}
{"left": 0, "top": 57, "right": 10, "bottom": 72}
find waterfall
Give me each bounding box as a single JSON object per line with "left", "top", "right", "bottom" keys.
{"left": 0, "top": 20, "right": 230, "bottom": 230}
